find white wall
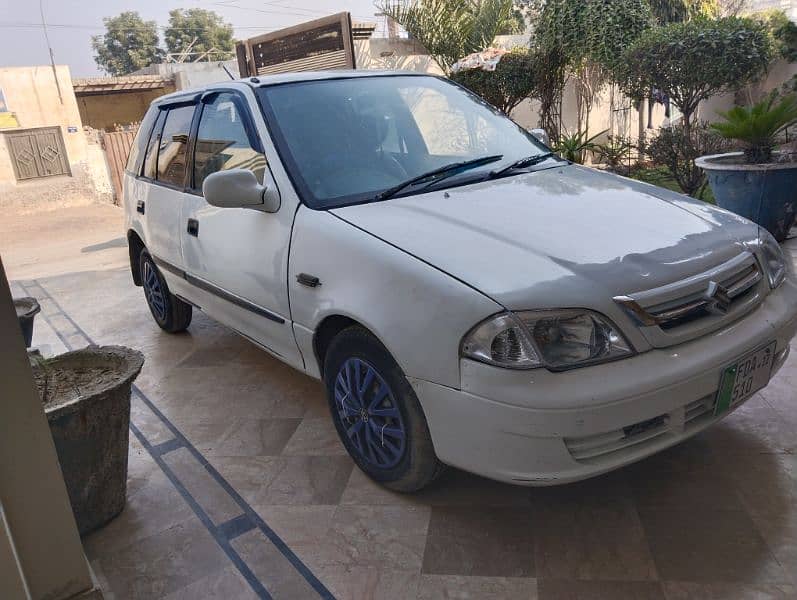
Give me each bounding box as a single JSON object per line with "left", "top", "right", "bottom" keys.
{"left": 701, "top": 59, "right": 797, "bottom": 123}
{"left": 355, "top": 38, "right": 445, "bottom": 74}
{"left": 133, "top": 61, "right": 240, "bottom": 90}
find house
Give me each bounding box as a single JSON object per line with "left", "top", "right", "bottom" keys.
{"left": 0, "top": 65, "right": 111, "bottom": 208}
{"left": 72, "top": 74, "right": 176, "bottom": 132}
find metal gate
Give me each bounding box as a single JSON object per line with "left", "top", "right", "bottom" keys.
{"left": 100, "top": 129, "right": 137, "bottom": 203}
{"left": 5, "top": 127, "right": 70, "bottom": 181}
{"left": 236, "top": 12, "right": 356, "bottom": 77}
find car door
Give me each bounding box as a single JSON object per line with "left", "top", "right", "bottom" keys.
{"left": 140, "top": 101, "right": 197, "bottom": 270}
{"left": 180, "top": 89, "right": 303, "bottom": 368}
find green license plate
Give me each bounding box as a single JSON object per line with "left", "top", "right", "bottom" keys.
{"left": 715, "top": 341, "right": 776, "bottom": 415}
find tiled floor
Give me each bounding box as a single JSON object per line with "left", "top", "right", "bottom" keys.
{"left": 4, "top": 207, "right": 797, "bottom": 599}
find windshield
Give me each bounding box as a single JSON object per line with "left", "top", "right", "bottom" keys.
{"left": 257, "top": 75, "right": 550, "bottom": 209}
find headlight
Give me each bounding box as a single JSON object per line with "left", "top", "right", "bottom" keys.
{"left": 461, "top": 309, "right": 634, "bottom": 371}
{"left": 757, "top": 229, "right": 787, "bottom": 289}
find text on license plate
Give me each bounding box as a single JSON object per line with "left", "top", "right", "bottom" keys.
{"left": 715, "top": 341, "right": 776, "bottom": 415}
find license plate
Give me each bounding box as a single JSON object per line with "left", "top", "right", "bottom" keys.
{"left": 715, "top": 341, "right": 776, "bottom": 415}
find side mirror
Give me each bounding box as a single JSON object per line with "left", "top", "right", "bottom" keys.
{"left": 202, "top": 169, "right": 280, "bottom": 213}
{"left": 530, "top": 128, "right": 551, "bottom": 147}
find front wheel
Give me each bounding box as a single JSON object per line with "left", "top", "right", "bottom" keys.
{"left": 324, "top": 326, "right": 444, "bottom": 492}
{"left": 139, "top": 250, "right": 192, "bottom": 333}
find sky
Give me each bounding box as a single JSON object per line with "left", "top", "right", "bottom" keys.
{"left": 0, "top": 0, "right": 381, "bottom": 77}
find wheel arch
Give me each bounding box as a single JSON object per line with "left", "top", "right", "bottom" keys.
{"left": 127, "top": 229, "right": 146, "bottom": 286}
{"left": 313, "top": 314, "right": 393, "bottom": 378}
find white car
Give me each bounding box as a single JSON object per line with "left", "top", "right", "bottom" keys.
{"left": 124, "top": 71, "right": 797, "bottom": 491}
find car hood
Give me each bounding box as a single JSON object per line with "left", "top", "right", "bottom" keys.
{"left": 331, "top": 165, "right": 758, "bottom": 309}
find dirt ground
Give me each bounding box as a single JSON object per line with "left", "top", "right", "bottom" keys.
{"left": 0, "top": 203, "right": 128, "bottom": 281}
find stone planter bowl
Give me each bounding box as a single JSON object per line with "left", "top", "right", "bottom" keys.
{"left": 14, "top": 297, "right": 41, "bottom": 347}
{"left": 696, "top": 152, "right": 797, "bottom": 242}
{"left": 32, "top": 345, "right": 144, "bottom": 535}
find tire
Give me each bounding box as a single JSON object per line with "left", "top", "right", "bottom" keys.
{"left": 139, "top": 250, "right": 192, "bottom": 333}
{"left": 324, "top": 326, "right": 444, "bottom": 492}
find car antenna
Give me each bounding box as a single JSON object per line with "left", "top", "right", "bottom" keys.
{"left": 221, "top": 63, "right": 235, "bottom": 80}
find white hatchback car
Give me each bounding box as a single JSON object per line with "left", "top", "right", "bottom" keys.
{"left": 125, "top": 71, "right": 797, "bottom": 491}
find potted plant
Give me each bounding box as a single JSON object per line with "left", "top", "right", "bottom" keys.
{"left": 31, "top": 345, "right": 144, "bottom": 535}
{"left": 13, "top": 296, "right": 40, "bottom": 347}
{"left": 697, "top": 93, "right": 797, "bottom": 241}
{"left": 554, "top": 129, "right": 608, "bottom": 164}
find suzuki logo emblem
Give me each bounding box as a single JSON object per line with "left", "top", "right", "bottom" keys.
{"left": 704, "top": 281, "right": 732, "bottom": 315}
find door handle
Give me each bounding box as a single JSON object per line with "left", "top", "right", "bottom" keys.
{"left": 187, "top": 218, "right": 199, "bottom": 237}
{"left": 136, "top": 200, "right": 145, "bottom": 214}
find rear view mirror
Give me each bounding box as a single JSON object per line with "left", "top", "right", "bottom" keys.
{"left": 530, "top": 128, "right": 551, "bottom": 147}
{"left": 202, "top": 169, "right": 280, "bottom": 213}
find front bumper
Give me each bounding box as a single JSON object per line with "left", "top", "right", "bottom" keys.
{"left": 412, "top": 279, "right": 797, "bottom": 486}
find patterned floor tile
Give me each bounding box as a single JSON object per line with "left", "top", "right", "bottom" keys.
{"left": 83, "top": 469, "right": 194, "bottom": 557}
{"left": 162, "top": 446, "right": 244, "bottom": 525}
{"left": 253, "top": 504, "right": 336, "bottom": 544}
{"left": 418, "top": 575, "right": 537, "bottom": 599}
{"left": 537, "top": 580, "right": 665, "bottom": 600}
{"left": 231, "top": 529, "right": 322, "bottom": 599}
{"left": 94, "top": 518, "right": 228, "bottom": 599}
{"left": 639, "top": 508, "right": 789, "bottom": 584}
{"left": 281, "top": 417, "right": 348, "bottom": 456}
{"left": 209, "top": 418, "right": 301, "bottom": 457}
{"left": 318, "top": 566, "right": 421, "bottom": 600}
{"left": 422, "top": 507, "right": 535, "bottom": 577}
{"left": 661, "top": 581, "right": 796, "bottom": 600}
{"left": 163, "top": 566, "right": 260, "bottom": 600}
{"left": 295, "top": 505, "right": 431, "bottom": 572}
{"left": 531, "top": 476, "right": 657, "bottom": 581}
{"left": 253, "top": 455, "right": 354, "bottom": 505}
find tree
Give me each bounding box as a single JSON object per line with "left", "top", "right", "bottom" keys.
{"left": 451, "top": 47, "right": 539, "bottom": 113}
{"left": 756, "top": 10, "right": 797, "bottom": 63}
{"left": 648, "top": 0, "right": 720, "bottom": 24}
{"left": 614, "top": 17, "right": 772, "bottom": 136}
{"left": 91, "top": 12, "right": 163, "bottom": 76}
{"left": 163, "top": 9, "right": 235, "bottom": 62}
{"left": 534, "top": 0, "right": 652, "bottom": 137}
{"left": 379, "top": 0, "right": 518, "bottom": 72}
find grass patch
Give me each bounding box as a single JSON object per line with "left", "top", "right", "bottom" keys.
{"left": 629, "top": 166, "right": 715, "bottom": 203}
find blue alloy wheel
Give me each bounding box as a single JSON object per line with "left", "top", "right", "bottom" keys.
{"left": 142, "top": 260, "right": 167, "bottom": 322}
{"left": 334, "top": 357, "right": 407, "bottom": 469}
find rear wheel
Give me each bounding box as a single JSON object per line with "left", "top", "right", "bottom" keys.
{"left": 324, "top": 326, "right": 444, "bottom": 492}
{"left": 140, "top": 250, "right": 192, "bottom": 333}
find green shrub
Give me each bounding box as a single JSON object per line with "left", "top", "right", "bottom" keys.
{"left": 378, "top": 0, "right": 517, "bottom": 72}
{"left": 594, "top": 135, "right": 635, "bottom": 174}
{"left": 554, "top": 129, "right": 607, "bottom": 164}
{"left": 711, "top": 93, "right": 797, "bottom": 163}
{"left": 614, "top": 17, "right": 772, "bottom": 131}
{"left": 756, "top": 9, "right": 797, "bottom": 62}
{"left": 451, "top": 48, "right": 539, "bottom": 114}
{"left": 645, "top": 123, "right": 730, "bottom": 198}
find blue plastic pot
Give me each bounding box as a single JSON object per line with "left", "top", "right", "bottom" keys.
{"left": 696, "top": 152, "right": 797, "bottom": 242}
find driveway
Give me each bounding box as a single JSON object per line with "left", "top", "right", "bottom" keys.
{"left": 3, "top": 204, "right": 797, "bottom": 599}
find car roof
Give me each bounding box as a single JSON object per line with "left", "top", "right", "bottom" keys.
{"left": 151, "top": 70, "right": 434, "bottom": 106}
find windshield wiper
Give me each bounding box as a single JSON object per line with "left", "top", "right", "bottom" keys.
{"left": 488, "top": 152, "right": 557, "bottom": 179}
{"left": 374, "top": 154, "right": 503, "bottom": 201}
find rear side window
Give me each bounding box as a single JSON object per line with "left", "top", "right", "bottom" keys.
{"left": 126, "top": 107, "right": 158, "bottom": 175}
{"left": 193, "top": 93, "right": 266, "bottom": 192}
{"left": 142, "top": 110, "right": 167, "bottom": 180}
{"left": 156, "top": 105, "right": 195, "bottom": 187}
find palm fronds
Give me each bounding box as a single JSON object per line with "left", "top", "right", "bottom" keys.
{"left": 711, "top": 93, "right": 797, "bottom": 163}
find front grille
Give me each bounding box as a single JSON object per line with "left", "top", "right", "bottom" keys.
{"left": 649, "top": 263, "right": 761, "bottom": 330}
{"left": 564, "top": 394, "right": 717, "bottom": 465}
{"left": 614, "top": 251, "right": 765, "bottom": 347}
